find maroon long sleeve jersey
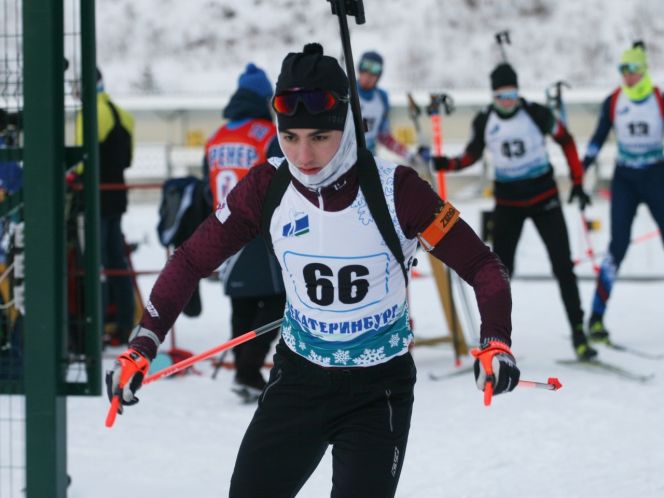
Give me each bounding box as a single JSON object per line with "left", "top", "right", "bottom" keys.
{"left": 130, "top": 162, "right": 512, "bottom": 359}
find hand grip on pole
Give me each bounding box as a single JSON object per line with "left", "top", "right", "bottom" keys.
{"left": 105, "top": 353, "right": 148, "bottom": 429}
{"left": 471, "top": 347, "right": 497, "bottom": 406}
{"left": 481, "top": 377, "right": 563, "bottom": 408}
{"left": 327, "top": 0, "right": 365, "bottom": 24}
{"left": 104, "top": 318, "right": 283, "bottom": 428}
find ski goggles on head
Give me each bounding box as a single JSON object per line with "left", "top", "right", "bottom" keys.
{"left": 359, "top": 59, "right": 383, "bottom": 75}
{"left": 271, "top": 88, "right": 349, "bottom": 116}
{"left": 493, "top": 89, "right": 519, "bottom": 100}
{"left": 618, "top": 62, "right": 645, "bottom": 75}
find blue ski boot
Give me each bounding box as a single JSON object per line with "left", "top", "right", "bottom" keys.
{"left": 588, "top": 314, "right": 610, "bottom": 344}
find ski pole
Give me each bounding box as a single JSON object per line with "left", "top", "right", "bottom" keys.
{"left": 105, "top": 397, "right": 121, "bottom": 428}
{"left": 518, "top": 377, "right": 563, "bottom": 391}
{"left": 105, "top": 351, "right": 151, "bottom": 428}
{"left": 632, "top": 228, "right": 660, "bottom": 245}
{"left": 328, "top": 0, "right": 366, "bottom": 149}
{"left": 546, "top": 80, "right": 599, "bottom": 274}
{"left": 210, "top": 348, "right": 230, "bottom": 380}
{"left": 482, "top": 377, "right": 563, "bottom": 407}
{"left": 545, "top": 80, "right": 571, "bottom": 125}
{"left": 104, "top": 318, "right": 283, "bottom": 428}
{"left": 427, "top": 93, "right": 454, "bottom": 197}
{"left": 142, "top": 318, "right": 283, "bottom": 384}
{"left": 579, "top": 211, "right": 600, "bottom": 274}
{"left": 575, "top": 227, "right": 659, "bottom": 267}
{"left": 494, "top": 30, "right": 511, "bottom": 62}
{"left": 406, "top": 92, "right": 425, "bottom": 145}
{"left": 427, "top": 93, "right": 465, "bottom": 366}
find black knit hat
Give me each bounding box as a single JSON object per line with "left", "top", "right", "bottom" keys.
{"left": 490, "top": 63, "right": 518, "bottom": 90}
{"left": 275, "top": 43, "right": 349, "bottom": 131}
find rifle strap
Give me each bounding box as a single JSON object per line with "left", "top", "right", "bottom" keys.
{"left": 261, "top": 151, "right": 410, "bottom": 285}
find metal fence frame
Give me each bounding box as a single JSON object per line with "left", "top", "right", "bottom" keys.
{"left": 0, "top": 0, "right": 100, "bottom": 495}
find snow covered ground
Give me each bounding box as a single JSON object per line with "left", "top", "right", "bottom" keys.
{"left": 57, "top": 195, "right": 664, "bottom": 498}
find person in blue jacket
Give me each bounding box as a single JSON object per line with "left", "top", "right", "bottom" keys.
{"left": 357, "top": 51, "right": 429, "bottom": 164}
{"left": 581, "top": 43, "right": 664, "bottom": 343}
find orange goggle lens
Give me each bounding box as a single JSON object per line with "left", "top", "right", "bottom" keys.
{"left": 272, "top": 89, "right": 347, "bottom": 116}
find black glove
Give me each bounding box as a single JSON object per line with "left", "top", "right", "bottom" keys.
{"left": 106, "top": 349, "right": 151, "bottom": 415}
{"left": 568, "top": 184, "right": 591, "bottom": 210}
{"left": 471, "top": 340, "right": 520, "bottom": 405}
{"left": 432, "top": 156, "right": 458, "bottom": 171}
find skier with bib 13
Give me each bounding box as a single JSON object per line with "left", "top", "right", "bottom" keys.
{"left": 107, "top": 43, "right": 519, "bottom": 498}
{"left": 581, "top": 43, "right": 664, "bottom": 344}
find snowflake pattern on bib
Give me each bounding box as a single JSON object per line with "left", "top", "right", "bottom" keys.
{"left": 281, "top": 305, "right": 412, "bottom": 367}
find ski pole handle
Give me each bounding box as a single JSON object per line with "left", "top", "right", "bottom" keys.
{"left": 329, "top": 0, "right": 366, "bottom": 149}
{"left": 142, "top": 318, "right": 283, "bottom": 385}
{"left": 494, "top": 30, "right": 511, "bottom": 62}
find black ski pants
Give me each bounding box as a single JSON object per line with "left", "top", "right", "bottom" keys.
{"left": 492, "top": 198, "right": 584, "bottom": 328}
{"left": 229, "top": 342, "right": 416, "bottom": 498}
{"left": 231, "top": 294, "right": 286, "bottom": 384}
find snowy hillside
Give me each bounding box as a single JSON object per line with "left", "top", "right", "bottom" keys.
{"left": 96, "top": 0, "right": 664, "bottom": 96}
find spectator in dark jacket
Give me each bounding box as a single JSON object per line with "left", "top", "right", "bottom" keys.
{"left": 75, "top": 68, "right": 135, "bottom": 345}
{"left": 203, "top": 63, "right": 286, "bottom": 401}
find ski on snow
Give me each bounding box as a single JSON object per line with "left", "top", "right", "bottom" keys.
{"left": 429, "top": 364, "right": 474, "bottom": 381}
{"left": 599, "top": 342, "right": 664, "bottom": 361}
{"left": 556, "top": 358, "right": 655, "bottom": 383}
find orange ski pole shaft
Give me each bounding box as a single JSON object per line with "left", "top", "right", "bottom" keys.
{"left": 471, "top": 346, "right": 497, "bottom": 407}
{"left": 105, "top": 396, "right": 121, "bottom": 428}
{"left": 430, "top": 112, "right": 448, "bottom": 198}
{"left": 483, "top": 380, "right": 494, "bottom": 406}
{"left": 142, "top": 318, "right": 283, "bottom": 385}
{"left": 428, "top": 93, "right": 463, "bottom": 367}
{"left": 632, "top": 228, "right": 660, "bottom": 245}
{"left": 105, "top": 319, "right": 282, "bottom": 428}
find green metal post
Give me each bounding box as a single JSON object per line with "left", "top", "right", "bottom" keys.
{"left": 22, "top": 0, "right": 68, "bottom": 496}
{"left": 81, "top": 0, "right": 102, "bottom": 396}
